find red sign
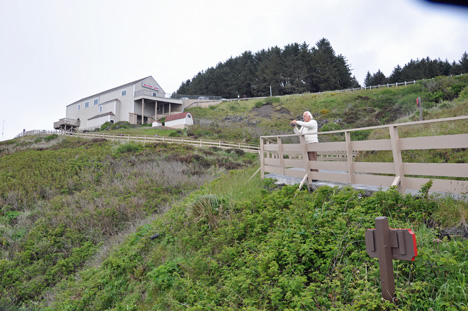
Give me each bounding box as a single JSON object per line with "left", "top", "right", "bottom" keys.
{"left": 142, "top": 82, "right": 159, "bottom": 91}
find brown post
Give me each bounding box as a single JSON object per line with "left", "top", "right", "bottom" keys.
{"left": 418, "top": 97, "right": 423, "bottom": 121}
{"left": 375, "top": 216, "right": 395, "bottom": 301}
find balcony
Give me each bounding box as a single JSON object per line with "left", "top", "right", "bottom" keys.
{"left": 54, "top": 118, "right": 81, "bottom": 130}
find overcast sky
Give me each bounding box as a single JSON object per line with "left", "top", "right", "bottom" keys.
{"left": 1, "top": 0, "right": 467, "bottom": 140}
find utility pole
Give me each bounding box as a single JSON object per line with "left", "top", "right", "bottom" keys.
{"left": 270, "top": 85, "right": 272, "bottom": 97}
{"left": 1, "top": 120, "right": 4, "bottom": 141}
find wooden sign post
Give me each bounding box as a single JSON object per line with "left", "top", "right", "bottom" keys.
{"left": 416, "top": 97, "right": 423, "bottom": 121}
{"left": 365, "top": 217, "right": 418, "bottom": 301}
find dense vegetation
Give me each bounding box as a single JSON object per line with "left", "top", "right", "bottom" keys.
{"left": 174, "top": 38, "right": 468, "bottom": 98}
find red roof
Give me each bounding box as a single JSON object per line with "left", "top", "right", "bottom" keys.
{"left": 165, "top": 112, "right": 190, "bottom": 122}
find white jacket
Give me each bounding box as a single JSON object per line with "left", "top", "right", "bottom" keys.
{"left": 294, "top": 119, "right": 318, "bottom": 143}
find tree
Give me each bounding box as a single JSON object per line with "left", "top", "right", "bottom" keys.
{"left": 364, "top": 72, "right": 372, "bottom": 87}
{"left": 372, "top": 70, "right": 388, "bottom": 85}
{"left": 307, "top": 38, "right": 354, "bottom": 92}
{"left": 388, "top": 65, "right": 402, "bottom": 83}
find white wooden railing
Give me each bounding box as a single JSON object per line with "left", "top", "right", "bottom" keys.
{"left": 260, "top": 116, "right": 468, "bottom": 195}
{"left": 16, "top": 130, "right": 259, "bottom": 153}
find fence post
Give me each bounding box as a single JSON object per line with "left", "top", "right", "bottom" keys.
{"left": 299, "top": 135, "right": 311, "bottom": 189}
{"left": 389, "top": 125, "right": 405, "bottom": 193}
{"left": 260, "top": 138, "right": 265, "bottom": 178}
{"left": 277, "top": 137, "right": 285, "bottom": 176}
{"left": 345, "top": 131, "right": 354, "bottom": 184}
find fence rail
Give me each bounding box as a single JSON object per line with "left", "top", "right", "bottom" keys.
{"left": 72, "top": 132, "right": 259, "bottom": 152}
{"left": 15, "top": 130, "right": 259, "bottom": 153}
{"left": 260, "top": 116, "right": 468, "bottom": 195}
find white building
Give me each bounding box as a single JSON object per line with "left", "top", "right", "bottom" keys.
{"left": 156, "top": 112, "right": 194, "bottom": 129}
{"left": 54, "top": 76, "right": 184, "bottom": 131}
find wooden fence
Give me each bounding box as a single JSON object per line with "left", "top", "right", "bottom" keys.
{"left": 260, "top": 116, "right": 468, "bottom": 195}
{"left": 17, "top": 130, "right": 259, "bottom": 153}
{"left": 71, "top": 132, "right": 260, "bottom": 152}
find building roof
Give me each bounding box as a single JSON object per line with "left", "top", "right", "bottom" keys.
{"left": 88, "top": 111, "right": 115, "bottom": 121}
{"left": 165, "top": 112, "right": 190, "bottom": 122}
{"left": 68, "top": 76, "right": 152, "bottom": 107}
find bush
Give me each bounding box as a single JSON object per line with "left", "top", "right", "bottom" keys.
{"left": 321, "top": 122, "right": 342, "bottom": 132}
{"left": 458, "top": 85, "right": 468, "bottom": 99}
{"left": 114, "top": 142, "right": 142, "bottom": 154}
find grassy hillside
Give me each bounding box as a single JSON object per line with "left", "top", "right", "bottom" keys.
{"left": 1, "top": 75, "right": 468, "bottom": 310}
{"left": 0, "top": 134, "right": 467, "bottom": 310}
{"left": 185, "top": 74, "right": 468, "bottom": 143}
{"left": 0, "top": 135, "right": 256, "bottom": 309}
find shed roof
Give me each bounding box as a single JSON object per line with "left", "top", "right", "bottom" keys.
{"left": 165, "top": 112, "right": 190, "bottom": 122}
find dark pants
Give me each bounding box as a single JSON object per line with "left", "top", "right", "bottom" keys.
{"left": 308, "top": 151, "right": 318, "bottom": 172}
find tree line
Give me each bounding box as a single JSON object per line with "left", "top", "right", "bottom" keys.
{"left": 175, "top": 39, "right": 359, "bottom": 98}
{"left": 364, "top": 52, "right": 468, "bottom": 86}
{"left": 175, "top": 38, "right": 468, "bottom": 98}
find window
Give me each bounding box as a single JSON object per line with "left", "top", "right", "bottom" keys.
{"left": 78, "top": 104, "right": 81, "bottom": 110}
{"left": 94, "top": 98, "right": 99, "bottom": 105}
{"left": 85, "top": 101, "right": 89, "bottom": 108}
{"left": 122, "top": 90, "right": 126, "bottom": 96}
{"left": 99, "top": 105, "right": 103, "bottom": 112}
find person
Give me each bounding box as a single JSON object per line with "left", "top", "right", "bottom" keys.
{"left": 290, "top": 111, "right": 318, "bottom": 175}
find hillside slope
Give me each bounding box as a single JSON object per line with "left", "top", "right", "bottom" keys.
{"left": 185, "top": 74, "right": 468, "bottom": 144}
{"left": 1, "top": 75, "right": 468, "bottom": 310}
{"left": 0, "top": 136, "right": 255, "bottom": 309}
{"left": 43, "top": 169, "right": 468, "bottom": 310}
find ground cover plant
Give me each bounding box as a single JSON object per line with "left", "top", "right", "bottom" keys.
{"left": 0, "top": 135, "right": 256, "bottom": 309}
{"left": 42, "top": 173, "right": 468, "bottom": 310}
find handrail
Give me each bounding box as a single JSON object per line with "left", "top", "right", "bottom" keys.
{"left": 13, "top": 129, "right": 259, "bottom": 153}
{"left": 260, "top": 116, "right": 468, "bottom": 195}
{"left": 261, "top": 116, "right": 468, "bottom": 138}
{"left": 71, "top": 132, "right": 259, "bottom": 153}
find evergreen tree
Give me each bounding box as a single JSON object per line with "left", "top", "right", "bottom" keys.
{"left": 372, "top": 69, "right": 388, "bottom": 85}
{"left": 458, "top": 52, "right": 468, "bottom": 74}
{"left": 306, "top": 38, "right": 354, "bottom": 92}
{"left": 364, "top": 71, "right": 372, "bottom": 87}
{"left": 388, "top": 65, "right": 402, "bottom": 83}
{"left": 175, "top": 39, "right": 355, "bottom": 97}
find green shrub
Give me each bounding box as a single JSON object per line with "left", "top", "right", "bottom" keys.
{"left": 321, "top": 122, "right": 342, "bottom": 132}
{"left": 114, "top": 142, "right": 142, "bottom": 154}
{"left": 44, "top": 134, "right": 59, "bottom": 142}
{"left": 459, "top": 85, "right": 468, "bottom": 99}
